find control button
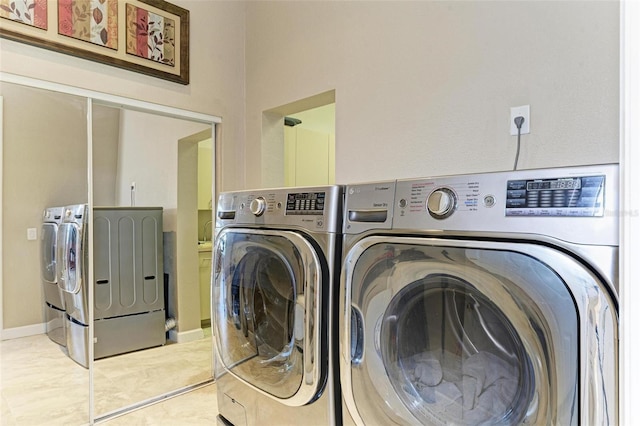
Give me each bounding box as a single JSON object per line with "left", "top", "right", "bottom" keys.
{"left": 427, "top": 188, "right": 457, "bottom": 219}
{"left": 506, "top": 198, "right": 526, "bottom": 208}
{"left": 398, "top": 198, "right": 407, "bottom": 208}
{"left": 507, "top": 189, "right": 526, "bottom": 199}
{"left": 507, "top": 180, "right": 527, "bottom": 190}
{"left": 249, "top": 197, "right": 267, "bottom": 216}
{"left": 483, "top": 195, "right": 496, "bottom": 208}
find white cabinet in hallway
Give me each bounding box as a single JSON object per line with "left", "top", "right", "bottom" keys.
{"left": 198, "top": 247, "right": 212, "bottom": 322}
{"left": 198, "top": 140, "right": 213, "bottom": 210}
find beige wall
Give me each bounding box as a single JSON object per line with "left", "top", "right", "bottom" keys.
{"left": 0, "top": 0, "right": 246, "bottom": 191}
{"left": 245, "top": 1, "right": 620, "bottom": 187}
{"left": 1, "top": 83, "right": 88, "bottom": 328}
{"left": 1, "top": 1, "right": 245, "bottom": 331}
{"left": 92, "top": 105, "right": 120, "bottom": 206}
{"left": 0, "top": 1, "right": 622, "bottom": 329}
{"left": 114, "top": 109, "right": 210, "bottom": 231}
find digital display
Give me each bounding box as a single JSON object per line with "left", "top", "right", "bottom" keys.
{"left": 286, "top": 192, "right": 325, "bottom": 215}
{"left": 506, "top": 175, "right": 605, "bottom": 217}
{"left": 527, "top": 178, "right": 581, "bottom": 191}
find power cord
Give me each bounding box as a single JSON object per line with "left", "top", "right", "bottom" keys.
{"left": 513, "top": 116, "right": 525, "bottom": 170}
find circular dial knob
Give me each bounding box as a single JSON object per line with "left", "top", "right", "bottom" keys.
{"left": 249, "top": 197, "right": 267, "bottom": 216}
{"left": 427, "top": 188, "right": 457, "bottom": 219}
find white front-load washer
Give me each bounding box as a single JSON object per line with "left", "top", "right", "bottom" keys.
{"left": 213, "top": 185, "right": 344, "bottom": 426}
{"left": 340, "top": 164, "right": 618, "bottom": 425}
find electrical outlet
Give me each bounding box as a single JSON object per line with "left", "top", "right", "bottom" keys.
{"left": 27, "top": 228, "right": 37, "bottom": 241}
{"left": 510, "top": 105, "right": 530, "bottom": 135}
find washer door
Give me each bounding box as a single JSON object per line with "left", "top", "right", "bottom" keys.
{"left": 57, "top": 222, "right": 83, "bottom": 295}
{"left": 40, "top": 222, "right": 58, "bottom": 284}
{"left": 213, "top": 228, "right": 326, "bottom": 406}
{"left": 342, "top": 237, "right": 617, "bottom": 426}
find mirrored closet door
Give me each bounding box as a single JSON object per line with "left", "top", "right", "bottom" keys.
{"left": 1, "top": 76, "right": 220, "bottom": 424}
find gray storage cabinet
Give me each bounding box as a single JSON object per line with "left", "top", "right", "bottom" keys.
{"left": 93, "top": 207, "right": 165, "bottom": 358}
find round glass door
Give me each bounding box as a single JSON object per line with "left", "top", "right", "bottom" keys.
{"left": 40, "top": 223, "right": 58, "bottom": 283}
{"left": 381, "top": 274, "right": 534, "bottom": 425}
{"left": 214, "top": 229, "right": 323, "bottom": 403}
{"left": 57, "top": 222, "right": 83, "bottom": 294}
{"left": 345, "top": 240, "right": 580, "bottom": 426}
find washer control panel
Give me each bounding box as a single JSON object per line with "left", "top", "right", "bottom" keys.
{"left": 372, "top": 164, "right": 616, "bottom": 246}
{"left": 505, "top": 174, "right": 605, "bottom": 217}
{"left": 426, "top": 187, "right": 457, "bottom": 219}
{"left": 216, "top": 186, "right": 342, "bottom": 233}
{"left": 397, "top": 180, "right": 480, "bottom": 220}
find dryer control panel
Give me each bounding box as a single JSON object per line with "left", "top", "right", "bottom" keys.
{"left": 505, "top": 175, "right": 605, "bottom": 217}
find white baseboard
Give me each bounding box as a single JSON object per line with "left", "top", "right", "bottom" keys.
{"left": 168, "top": 327, "right": 204, "bottom": 343}
{"left": 1, "top": 323, "right": 45, "bottom": 341}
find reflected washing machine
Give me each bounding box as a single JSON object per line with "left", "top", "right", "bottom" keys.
{"left": 340, "top": 164, "right": 618, "bottom": 425}
{"left": 41, "top": 206, "right": 66, "bottom": 346}
{"left": 213, "top": 186, "right": 343, "bottom": 426}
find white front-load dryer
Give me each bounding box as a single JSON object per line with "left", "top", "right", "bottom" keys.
{"left": 340, "top": 164, "right": 618, "bottom": 425}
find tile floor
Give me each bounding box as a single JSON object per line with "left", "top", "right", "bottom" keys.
{"left": 1, "top": 332, "right": 217, "bottom": 425}
{"left": 99, "top": 383, "right": 218, "bottom": 425}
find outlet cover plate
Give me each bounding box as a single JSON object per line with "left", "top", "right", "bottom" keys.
{"left": 510, "top": 105, "right": 530, "bottom": 135}
{"left": 27, "top": 228, "right": 37, "bottom": 240}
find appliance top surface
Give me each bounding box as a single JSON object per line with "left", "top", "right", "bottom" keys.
{"left": 344, "top": 164, "right": 618, "bottom": 246}
{"left": 93, "top": 206, "right": 163, "bottom": 211}
{"left": 216, "top": 185, "right": 343, "bottom": 233}
{"left": 43, "top": 206, "right": 65, "bottom": 223}
{"left": 61, "top": 204, "right": 88, "bottom": 223}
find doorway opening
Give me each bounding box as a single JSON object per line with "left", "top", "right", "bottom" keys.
{"left": 262, "top": 90, "right": 335, "bottom": 188}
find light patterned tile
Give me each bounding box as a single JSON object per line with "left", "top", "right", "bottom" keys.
{"left": 2, "top": 332, "right": 215, "bottom": 425}
{"left": 100, "top": 384, "right": 218, "bottom": 425}
{"left": 1, "top": 393, "right": 17, "bottom": 426}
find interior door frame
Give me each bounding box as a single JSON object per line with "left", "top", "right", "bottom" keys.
{"left": 620, "top": 1, "right": 640, "bottom": 422}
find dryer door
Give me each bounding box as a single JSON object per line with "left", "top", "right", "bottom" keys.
{"left": 342, "top": 237, "right": 617, "bottom": 426}
{"left": 213, "top": 228, "right": 327, "bottom": 406}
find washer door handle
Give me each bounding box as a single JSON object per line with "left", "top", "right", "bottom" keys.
{"left": 351, "top": 306, "right": 365, "bottom": 365}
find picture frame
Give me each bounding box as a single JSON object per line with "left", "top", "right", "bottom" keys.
{"left": 0, "top": 0, "right": 189, "bottom": 85}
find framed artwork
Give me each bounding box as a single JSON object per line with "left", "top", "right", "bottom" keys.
{"left": 0, "top": 0, "right": 189, "bottom": 85}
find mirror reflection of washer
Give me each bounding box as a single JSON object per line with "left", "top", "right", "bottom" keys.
{"left": 341, "top": 164, "right": 618, "bottom": 425}
{"left": 213, "top": 186, "right": 344, "bottom": 426}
